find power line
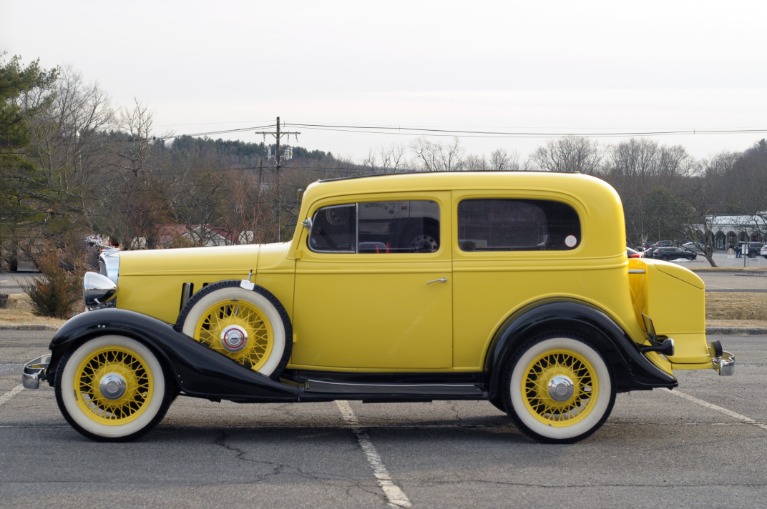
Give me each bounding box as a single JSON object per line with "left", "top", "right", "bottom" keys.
{"left": 160, "top": 124, "right": 277, "bottom": 140}
{"left": 162, "top": 121, "right": 767, "bottom": 142}
{"left": 289, "top": 123, "right": 767, "bottom": 139}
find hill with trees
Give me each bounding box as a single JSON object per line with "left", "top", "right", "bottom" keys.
{"left": 2, "top": 55, "right": 766, "bottom": 272}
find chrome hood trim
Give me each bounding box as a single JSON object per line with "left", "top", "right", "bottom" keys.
{"left": 99, "top": 248, "right": 120, "bottom": 283}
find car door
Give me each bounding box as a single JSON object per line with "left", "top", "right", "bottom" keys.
{"left": 451, "top": 193, "right": 587, "bottom": 370}
{"left": 291, "top": 194, "right": 452, "bottom": 370}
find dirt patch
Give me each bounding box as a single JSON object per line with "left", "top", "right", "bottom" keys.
{"left": 706, "top": 292, "right": 767, "bottom": 325}
{"left": 0, "top": 294, "right": 66, "bottom": 328}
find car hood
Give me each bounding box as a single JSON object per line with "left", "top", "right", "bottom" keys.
{"left": 119, "top": 244, "right": 263, "bottom": 278}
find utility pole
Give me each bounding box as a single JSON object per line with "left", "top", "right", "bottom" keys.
{"left": 255, "top": 117, "right": 300, "bottom": 241}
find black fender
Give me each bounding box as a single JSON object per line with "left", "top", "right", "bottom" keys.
{"left": 47, "top": 308, "right": 298, "bottom": 401}
{"left": 485, "top": 300, "right": 677, "bottom": 402}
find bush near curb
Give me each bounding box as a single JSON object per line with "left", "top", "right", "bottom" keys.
{"left": 22, "top": 248, "right": 85, "bottom": 319}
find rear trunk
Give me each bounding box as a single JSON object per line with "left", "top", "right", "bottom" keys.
{"left": 628, "top": 258, "right": 713, "bottom": 369}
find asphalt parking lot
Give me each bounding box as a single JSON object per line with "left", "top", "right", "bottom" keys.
{"left": 1, "top": 329, "right": 765, "bottom": 509}
{"left": 0, "top": 251, "right": 764, "bottom": 508}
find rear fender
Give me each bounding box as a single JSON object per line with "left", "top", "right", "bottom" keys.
{"left": 48, "top": 309, "right": 298, "bottom": 400}
{"left": 485, "top": 300, "right": 677, "bottom": 401}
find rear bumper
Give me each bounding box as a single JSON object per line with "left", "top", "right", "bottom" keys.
{"left": 22, "top": 354, "right": 50, "bottom": 389}
{"left": 713, "top": 350, "right": 735, "bottom": 376}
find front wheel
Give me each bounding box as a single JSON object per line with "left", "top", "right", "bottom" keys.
{"left": 503, "top": 334, "right": 615, "bottom": 443}
{"left": 54, "top": 335, "right": 174, "bottom": 441}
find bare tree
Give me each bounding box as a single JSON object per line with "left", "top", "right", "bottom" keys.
{"left": 604, "top": 139, "right": 699, "bottom": 246}
{"left": 723, "top": 140, "right": 767, "bottom": 216}
{"left": 23, "top": 67, "right": 114, "bottom": 233}
{"left": 490, "top": 149, "right": 521, "bottom": 171}
{"left": 463, "top": 154, "right": 487, "bottom": 171}
{"left": 114, "top": 98, "right": 154, "bottom": 177}
{"left": 530, "top": 136, "right": 602, "bottom": 174}
{"left": 363, "top": 143, "right": 407, "bottom": 174}
{"left": 675, "top": 153, "right": 737, "bottom": 266}
{"left": 102, "top": 100, "right": 175, "bottom": 248}
{"left": 411, "top": 137, "right": 464, "bottom": 172}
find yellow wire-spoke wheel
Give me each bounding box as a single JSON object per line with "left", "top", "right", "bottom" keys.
{"left": 56, "top": 335, "right": 171, "bottom": 441}
{"left": 194, "top": 299, "right": 275, "bottom": 370}
{"left": 75, "top": 346, "right": 153, "bottom": 425}
{"left": 521, "top": 349, "right": 598, "bottom": 426}
{"left": 507, "top": 335, "right": 615, "bottom": 443}
{"left": 178, "top": 281, "right": 291, "bottom": 377}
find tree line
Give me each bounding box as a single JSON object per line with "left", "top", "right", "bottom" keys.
{"left": 2, "top": 55, "right": 766, "bottom": 271}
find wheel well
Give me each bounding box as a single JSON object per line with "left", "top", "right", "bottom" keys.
{"left": 485, "top": 300, "right": 652, "bottom": 402}
{"left": 49, "top": 330, "right": 179, "bottom": 394}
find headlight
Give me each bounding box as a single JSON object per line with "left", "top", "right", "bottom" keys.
{"left": 83, "top": 272, "right": 117, "bottom": 309}
{"left": 86, "top": 249, "right": 120, "bottom": 309}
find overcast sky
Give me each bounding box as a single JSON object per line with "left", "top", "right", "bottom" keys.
{"left": 2, "top": 0, "right": 766, "bottom": 163}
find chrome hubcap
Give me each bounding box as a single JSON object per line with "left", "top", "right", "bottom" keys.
{"left": 548, "top": 375, "right": 575, "bottom": 402}
{"left": 99, "top": 373, "right": 127, "bottom": 400}
{"left": 221, "top": 325, "right": 249, "bottom": 352}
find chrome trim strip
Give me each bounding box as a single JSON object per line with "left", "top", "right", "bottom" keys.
{"left": 99, "top": 248, "right": 120, "bottom": 284}
{"left": 628, "top": 269, "right": 646, "bottom": 274}
{"left": 305, "top": 379, "right": 483, "bottom": 396}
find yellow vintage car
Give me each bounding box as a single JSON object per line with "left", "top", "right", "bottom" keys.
{"left": 23, "top": 172, "right": 734, "bottom": 443}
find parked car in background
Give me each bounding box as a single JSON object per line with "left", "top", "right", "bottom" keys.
{"left": 744, "top": 242, "right": 765, "bottom": 258}
{"left": 627, "top": 247, "right": 642, "bottom": 258}
{"left": 22, "top": 172, "right": 733, "bottom": 444}
{"left": 761, "top": 244, "right": 767, "bottom": 259}
{"left": 682, "top": 242, "right": 706, "bottom": 254}
{"left": 651, "top": 246, "right": 697, "bottom": 261}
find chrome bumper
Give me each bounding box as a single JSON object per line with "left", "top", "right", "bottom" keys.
{"left": 22, "top": 354, "right": 51, "bottom": 389}
{"left": 714, "top": 350, "right": 735, "bottom": 376}
{"left": 709, "top": 340, "right": 735, "bottom": 376}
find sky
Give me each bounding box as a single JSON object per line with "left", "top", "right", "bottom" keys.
{"left": 2, "top": 0, "right": 766, "bottom": 164}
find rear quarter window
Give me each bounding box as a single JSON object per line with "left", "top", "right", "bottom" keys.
{"left": 458, "top": 199, "right": 581, "bottom": 251}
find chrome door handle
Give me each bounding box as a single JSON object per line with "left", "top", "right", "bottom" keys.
{"left": 426, "top": 277, "right": 447, "bottom": 285}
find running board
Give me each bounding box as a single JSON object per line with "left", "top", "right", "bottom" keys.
{"left": 305, "top": 379, "right": 484, "bottom": 396}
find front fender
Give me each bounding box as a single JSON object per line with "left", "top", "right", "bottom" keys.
{"left": 48, "top": 309, "right": 298, "bottom": 400}
{"left": 485, "top": 300, "right": 677, "bottom": 401}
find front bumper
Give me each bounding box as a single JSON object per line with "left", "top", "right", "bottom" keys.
{"left": 22, "top": 354, "right": 51, "bottom": 389}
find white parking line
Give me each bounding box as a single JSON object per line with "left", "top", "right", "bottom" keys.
{"left": 665, "top": 388, "right": 767, "bottom": 432}
{"left": 0, "top": 384, "right": 24, "bottom": 407}
{"left": 335, "top": 400, "right": 412, "bottom": 509}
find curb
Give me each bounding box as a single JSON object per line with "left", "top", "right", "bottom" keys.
{"left": 0, "top": 324, "right": 61, "bottom": 331}
{"left": 706, "top": 327, "right": 767, "bottom": 336}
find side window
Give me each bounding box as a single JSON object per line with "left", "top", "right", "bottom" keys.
{"left": 458, "top": 199, "right": 580, "bottom": 251}
{"left": 309, "top": 200, "right": 440, "bottom": 254}
{"left": 308, "top": 204, "right": 357, "bottom": 252}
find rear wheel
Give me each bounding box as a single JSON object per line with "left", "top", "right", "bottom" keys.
{"left": 503, "top": 333, "right": 615, "bottom": 443}
{"left": 55, "top": 335, "right": 173, "bottom": 441}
